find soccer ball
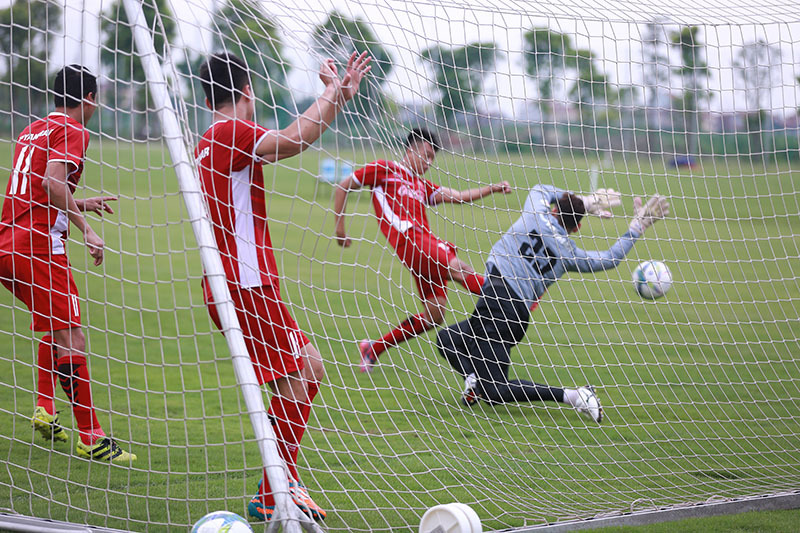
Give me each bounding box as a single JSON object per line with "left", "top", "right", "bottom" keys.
{"left": 191, "top": 511, "right": 253, "bottom": 533}
{"left": 632, "top": 260, "right": 672, "bottom": 300}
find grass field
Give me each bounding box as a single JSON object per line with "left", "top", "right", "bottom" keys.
{"left": 0, "top": 139, "right": 799, "bottom": 532}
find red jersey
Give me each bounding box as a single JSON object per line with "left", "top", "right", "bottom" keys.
{"left": 352, "top": 160, "right": 441, "bottom": 247}
{"left": 0, "top": 112, "right": 89, "bottom": 256}
{"left": 195, "top": 119, "right": 277, "bottom": 289}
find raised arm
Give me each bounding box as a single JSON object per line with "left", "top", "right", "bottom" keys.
{"left": 255, "top": 52, "right": 371, "bottom": 163}
{"left": 41, "top": 161, "right": 105, "bottom": 266}
{"left": 432, "top": 181, "right": 511, "bottom": 205}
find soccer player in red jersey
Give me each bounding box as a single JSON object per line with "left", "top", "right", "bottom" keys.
{"left": 0, "top": 65, "right": 135, "bottom": 463}
{"left": 195, "top": 52, "right": 370, "bottom": 522}
{"left": 333, "top": 128, "right": 511, "bottom": 372}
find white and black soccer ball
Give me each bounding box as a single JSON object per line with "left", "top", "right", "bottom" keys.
{"left": 191, "top": 511, "right": 253, "bottom": 533}
{"left": 632, "top": 260, "right": 672, "bottom": 300}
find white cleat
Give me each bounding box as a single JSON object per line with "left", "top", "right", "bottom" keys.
{"left": 462, "top": 373, "right": 480, "bottom": 407}
{"left": 574, "top": 386, "right": 603, "bottom": 423}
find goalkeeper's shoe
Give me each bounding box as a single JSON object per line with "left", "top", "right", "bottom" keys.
{"left": 358, "top": 340, "right": 378, "bottom": 373}
{"left": 31, "top": 406, "right": 68, "bottom": 443}
{"left": 462, "top": 373, "right": 481, "bottom": 407}
{"left": 289, "top": 479, "right": 327, "bottom": 521}
{"left": 574, "top": 386, "right": 603, "bottom": 423}
{"left": 75, "top": 437, "right": 137, "bottom": 463}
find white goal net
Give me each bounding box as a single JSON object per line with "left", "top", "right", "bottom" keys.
{"left": 1, "top": 0, "right": 799, "bottom": 531}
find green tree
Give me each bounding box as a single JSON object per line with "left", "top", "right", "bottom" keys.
{"left": 640, "top": 19, "right": 672, "bottom": 153}
{"left": 101, "top": 0, "right": 176, "bottom": 139}
{"left": 421, "top": 42, "right": 497, "bottom": 129}
{"left": 311, "top": 11, "right": 392, "bottom": 126}
{"left": 670, "top": 25, "right": 709, "bottom": 157}
{"left": 569, "top": 49, "right": 615, "bottom": 150}
{"left": 0, "top": 0, "right": 61, "bottom": 129}
{"left": 210, "top": 0, "right": 290, "bottom": 127}
{"left": 733, "top": 39, "right": 782, "bottom": 159}
{"left": 522, "top": 28, "right": 576, "bottom": 146}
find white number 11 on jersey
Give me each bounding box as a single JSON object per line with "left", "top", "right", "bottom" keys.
{"left": 9, "top": 145, "right": 33, "bottom": 196}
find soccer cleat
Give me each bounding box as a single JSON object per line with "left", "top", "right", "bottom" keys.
{"left": 75, "top": 437, "right": 137, "bottom": 464}
{"left": 31, "top": 406, "right": 68, "bottom": 443}
{"left": 574, "top": 386, "right": 603, "bottom": 423}
{"left": 358, "top": 339, "right": 378, "bottom": 373}
{"left": 248, "top": 496, "right": 275, "bottom": 522}
{"left": 461, "top": 373, "right": 480, "bottom": 407}
{"left": 289, "top": 480, "right": 327, "bottom": 521}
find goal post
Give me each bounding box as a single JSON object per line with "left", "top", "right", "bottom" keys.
{"left": 118, "top": 1, "right": 315, "bottom": 531}
{"left": 0, "top": 0, "right": 799, "bottom": 532}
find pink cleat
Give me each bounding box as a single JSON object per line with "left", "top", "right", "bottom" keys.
{"left": 358, "top": 340, "right": 378, "bottom": 373}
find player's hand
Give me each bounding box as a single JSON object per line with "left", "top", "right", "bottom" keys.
{"left": 335, "top": 227, "right": 351, "bottom": 248}
{"left": 84, "top": 227, "right": 105, "bottom": 266}
{"left": 339, "top": 51, "right": 372, "bottom": 102}
{"left": 79, "top": 196, "right": 117, "bottom": 216}
{"left": 492, "top": 181, "right": 512, "bottom": 194}
{"left": 581, "top": 188, "right": 622, "bottom": 218}
{"left": 629, "top": 194, "right": 670, "bottom": 234}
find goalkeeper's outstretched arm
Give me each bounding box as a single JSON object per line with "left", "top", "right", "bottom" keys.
{"left": 559, "top": 194, "right": 670, "bottom": 273}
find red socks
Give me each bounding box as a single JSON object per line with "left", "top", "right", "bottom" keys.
{"left": 259, "top": 380, "right": 320, "bottom": 505}
{"left": 462, "top": 272, "right": 485, "bottom": 295}
{"left": 36, "top": 335, "right": 58, "bottom": 415}
{"left": 56, "top": 353, "right": 104, "bottom": 445}
{"left": 372, "top": 313, "right": 433, "bottom": 358}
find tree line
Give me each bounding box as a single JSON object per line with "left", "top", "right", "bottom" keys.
{"left": 1, "top": 0, "right": 797, "bottom": 161}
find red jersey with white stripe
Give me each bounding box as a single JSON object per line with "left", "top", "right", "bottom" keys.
{"left": 352, "top": 160, "right": 441, "bottom": 247}
{"left": 0, "top": 113, "right": 89, "bottom": 256}
{"left": 195, "top": 119, "right": 278, "bottom": 289}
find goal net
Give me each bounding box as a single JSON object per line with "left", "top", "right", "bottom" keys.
{"left": 1, "top": 0, "right": 799, "bottom": 531}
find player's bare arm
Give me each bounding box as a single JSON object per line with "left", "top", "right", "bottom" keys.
{"left": 332, "top": 173, "right": 362, "bottom": 247}
{"left": 432, "top": 181, "right": 511, "bottom": 204}
{"left": 256, "top": 52, "right": 371, "bottom": 163}
{"left": 40, "top": 161, "right": 105, "bottom": 266}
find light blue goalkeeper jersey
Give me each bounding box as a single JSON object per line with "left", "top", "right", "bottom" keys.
{"left": 486, "top": 185, "right": 642, "bottom": 309}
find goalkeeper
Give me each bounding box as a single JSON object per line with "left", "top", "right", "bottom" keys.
{"left": 435, "top": 185, "right": 669, "bottom": 422}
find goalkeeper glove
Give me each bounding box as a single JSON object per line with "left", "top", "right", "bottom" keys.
{"left": 580, "top": 188, "right": 622, "bottom": 218}
{"left": 629, "top": 195, "right": 670, "bottom": 235}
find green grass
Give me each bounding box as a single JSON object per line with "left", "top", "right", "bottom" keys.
{"left": 0, "top": 140, "right": 799, "bottom": 532}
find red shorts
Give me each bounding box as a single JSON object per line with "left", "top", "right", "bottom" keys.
{"left": 395, "top": 232, "right": 457, "bottom": 301}
{"left": 204, "top": 282, "right": 309, "bottom": 385}
{"left": 0, "top": 252, "right": 81, "bottom": 332}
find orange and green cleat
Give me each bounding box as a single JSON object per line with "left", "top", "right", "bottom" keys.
{"left": 289, "top": 479, "right": 327, "bottom": 522}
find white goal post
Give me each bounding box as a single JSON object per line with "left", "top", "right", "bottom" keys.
{"left": 1, "top": 0, "right": 799, "bottom": 532}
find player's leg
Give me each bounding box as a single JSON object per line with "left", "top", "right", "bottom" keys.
{"left": 359, "top": 277, "right": 445, "bottom": 373}
{"left": 435, "top": 317, "right": 477, "bottom": 377}
{"left": 234, "top": 286, "right": 326, "bottom": 522}
{"left": 32, "top": 335, "right": 68, "bottom": 443}
{"left": 50, "top": 327, "right": 137, "bottom": 461}
{"left": 446, "top": 255, "right": 485, "bottom": 295}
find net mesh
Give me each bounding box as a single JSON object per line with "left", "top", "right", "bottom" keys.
{"left": 0, "top": 0, "right": 799, "bottom": 531}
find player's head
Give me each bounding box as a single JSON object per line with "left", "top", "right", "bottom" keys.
{"left": 403, "top": 127, "right": 440, "bottom": 175}
{"left": 199, "top": 53, "right": 253, "bottom": 116}
{"left": 554, "top": 192, "right": 585, "bottom": 233}
{"left": 53, "top": 65, "right": 97, "bottom": 122}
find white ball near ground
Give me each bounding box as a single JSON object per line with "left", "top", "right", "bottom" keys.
{"left": 632, "top": 260, "right": 673, "bottom": 300}
{"left": 191, "top": 511, "right": 253, "bottom": 533}
{"left": 419, "top": 503, "right": 482, "bottom": 533}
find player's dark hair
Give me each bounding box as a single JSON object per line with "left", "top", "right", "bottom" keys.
{"left": 52, "top": 65, "right": 97, "bottom": 109}
{"left": 199, "top": 53, "right": 250, "bottom": 108}
{"left": 405, "top": 127, "right": 440, "bottom": 152}
{"left": 556, "top": 192, "right": 585, "bottom": 231}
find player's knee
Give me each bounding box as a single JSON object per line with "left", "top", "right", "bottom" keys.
{"left": 52, "top": 328, "right": 85, "bottom": 354}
